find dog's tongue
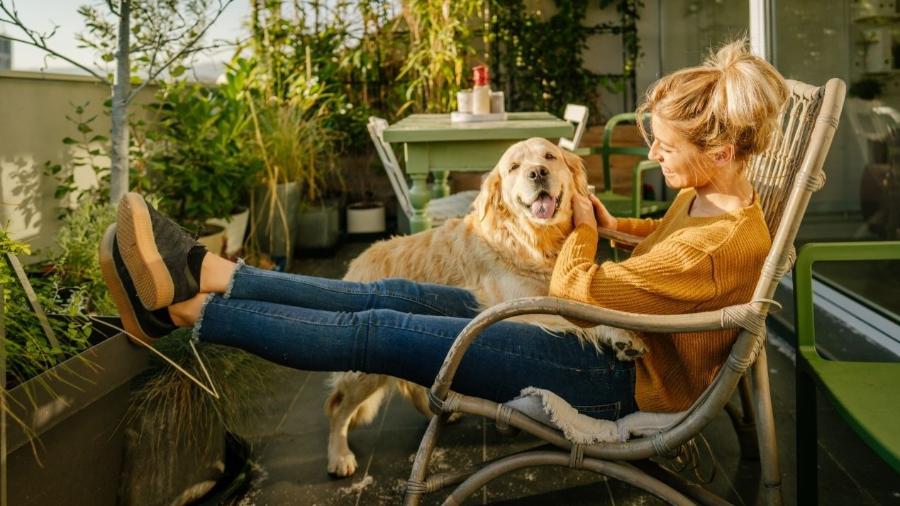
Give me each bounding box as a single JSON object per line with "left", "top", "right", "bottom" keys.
{"left": 531, "top": 194, "right": 556, "bottom": 219}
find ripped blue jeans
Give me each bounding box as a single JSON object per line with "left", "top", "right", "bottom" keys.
{"left": 194, "top": 264, "right": 637, "bottom": 420}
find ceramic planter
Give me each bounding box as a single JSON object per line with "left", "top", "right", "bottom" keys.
{"left": 251, "top": 181, "right": 300, "bottom": 268}
{"left": 295, "top": 199, "right": 341, "bottom": 252}
{"left": 346, "top": 201, "right": 386, "bottom": 234}
{"left": 207, "top": 207, "right": 250, "bottom": 257}
{"left": 196, "top": 223, "right": 226, "bottom": 257}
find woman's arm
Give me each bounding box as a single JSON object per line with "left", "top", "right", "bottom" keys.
{"left": 549, "top": 224, "right": 717, "bottom": 315}
{"left": 614, "top": 216, "right": 660, "bottom": 238}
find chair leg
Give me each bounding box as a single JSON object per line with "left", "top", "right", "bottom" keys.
{"left": 796, "top": 364, "right": 818, "bottom": 506}
{"left": 443, "top": 451, "right": 694, "bottom": 506}
{"left": 725, "top": 373, "right": 760, "bottom": 460}
{"left": 752, "top": 347, "right": 784, "bottom": 506}
{"left": 404, "top": 414, "right": 445, "bottom": 506}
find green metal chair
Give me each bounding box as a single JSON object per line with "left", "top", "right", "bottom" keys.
{"left": 579, "top": 112, "right": 672, "bottom": 218}
{"left": 794, "top": 241, "right": 900, "bottom": 504}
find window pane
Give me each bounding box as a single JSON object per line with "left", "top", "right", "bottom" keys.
{"left": 775, "top": 0, "right": 900, "bottom": 322}
{"left": 659, "top": 0, "right": 749, "bottom": 75}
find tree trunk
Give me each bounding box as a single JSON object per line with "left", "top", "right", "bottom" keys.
{"left": 110, "top": 0, "right": 131, "bottom": 204}
{"left": 1, "top": 285, "right": 6, "bottom": 506}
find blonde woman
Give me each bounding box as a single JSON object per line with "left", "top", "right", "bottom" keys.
{"left": 99, "top": 40, "right": 785, "bottom": 428}
{"left": 554, "top": 39, "right": 786, "bottom": 411}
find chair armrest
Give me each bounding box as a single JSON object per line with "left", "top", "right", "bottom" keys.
{"left": 583, "top": 113, "right": 651, "bottom": 195}
{"left": 794, "top": 241, "right": 900, "bottom": 359}
{"left": 631, "top": 160, "right": 662, "bottom": 217}
{"left": 596, "top": 227, "right": 643, "bottom": 248}
{"left": 572, "top": 147, "right": 592, "bottom": 157}
{"left": 429, "top": 296, "right": 751, "bottom": 401}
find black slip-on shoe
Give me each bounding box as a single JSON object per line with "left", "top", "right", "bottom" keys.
{"left": 117, "top": 192, "right": 204, "bottom": 310}
{"left": 99, "top": 224, "right": 177, "bottom": 344}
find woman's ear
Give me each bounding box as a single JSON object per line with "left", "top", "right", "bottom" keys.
{"left": 710, "top": 144, "right": 736, "bottom": 167}
{"left": 474, "top": 168, "right": 504, "bottom": 221}
{"left": 562, "top": 149, "right": 589, "bottom": 196}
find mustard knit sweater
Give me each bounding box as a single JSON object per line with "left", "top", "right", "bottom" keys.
{"left": 549, "top": 189, "right": 771, "bottom": 412}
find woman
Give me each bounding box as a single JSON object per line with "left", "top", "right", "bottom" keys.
{"left": 100, "top": 40, "right": 784, "bottom": 420}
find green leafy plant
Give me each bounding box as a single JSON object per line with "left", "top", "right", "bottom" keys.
{"left": 0, "top": 228, "right": 96, "bottom": 389}
{"left": 1, "top": 0, "right": 236, "bottom": 203}
{"left": 398, "top": 0, "right": 483, "bottom": 114}
{"left": 489, "top": 0, "right": 643, "bottom": 120}
{"left": 42, "top": 199, "right": 117, "bottom": 316}
{"left": 43, "top": 101, "right": 111, "bottom": 210}
{"left": 125, "top": 330, "right": 272, "bottom": 471}
{"left": 139, "top": 80, "right": 259, "bottom": 231}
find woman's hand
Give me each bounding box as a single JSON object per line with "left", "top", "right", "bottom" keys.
{"left": 572, "top": 194, "right": 597, "bottom": 231}
{"left": 572, "top": 193, "right": 618, "bottom": 231}
{"left": 590, "top": 194, "right": 617, "bottom": 231}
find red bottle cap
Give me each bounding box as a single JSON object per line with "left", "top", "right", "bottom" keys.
{"left": 473, "top": 65, "right": 489, "bottom": 86}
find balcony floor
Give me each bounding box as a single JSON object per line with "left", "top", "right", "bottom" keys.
{"left": 225, "top": 238, "right": 900, "bottom": 505}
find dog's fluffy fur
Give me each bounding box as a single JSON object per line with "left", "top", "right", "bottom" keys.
{"left": 324, "top": 138, "right": 645, "bottom": 476}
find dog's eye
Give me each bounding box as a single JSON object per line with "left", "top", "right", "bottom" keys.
{"left": 544, "top": 152, "right": 556, "bottom": 160}
{"left": 510, "top": 163, "right": 520, "bottom": 171}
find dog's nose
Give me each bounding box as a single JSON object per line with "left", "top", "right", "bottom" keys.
{"left": 528, "top": 166, "right": 550, "bottom": 183}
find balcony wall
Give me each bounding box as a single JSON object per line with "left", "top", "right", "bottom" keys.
{"left": 0, "top": 70, "right": 157, "bottom": 259}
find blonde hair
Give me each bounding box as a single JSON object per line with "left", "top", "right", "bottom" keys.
{"left": 636, "top": 39, "right": 788, "bottom": 162}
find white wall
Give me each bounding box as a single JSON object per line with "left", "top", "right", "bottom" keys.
{"left": 0, "top": 70, "right": 157, "bottom": 258}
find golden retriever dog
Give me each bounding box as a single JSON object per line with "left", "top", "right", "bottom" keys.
{"left": 324, "top": 137, "right": 645, "bottom": 477}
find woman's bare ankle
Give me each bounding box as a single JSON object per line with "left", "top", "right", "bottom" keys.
{"left": 199, "top": 253, "right": 239, "bottom": 293}
{"left": 168, "top": 293, "right": 207, "bottom": 327}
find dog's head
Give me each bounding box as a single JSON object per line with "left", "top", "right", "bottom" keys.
{"left": 475, "top": 137, "right": 588, "bottom": 227}
{"left": 470, "top": 138, "right": 589, "bottom": 266}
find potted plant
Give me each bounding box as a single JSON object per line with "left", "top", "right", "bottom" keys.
{"left": 138, "top": 81, "right": 259, "bottom": 256}
{"left": 4, "top": 203, "right": 264, "bottom": 505}
{"left": 2, "top": 200, "right": 151, "bottom": 506}
{"left": 119, "top": 329, "right": 270, "bottom": 505}
{"left": 243, "top": 62, "right": 343, "bottom": 265}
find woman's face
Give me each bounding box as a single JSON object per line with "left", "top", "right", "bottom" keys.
{"left": 647, "top": 116, "right": 716, "bottom": 190}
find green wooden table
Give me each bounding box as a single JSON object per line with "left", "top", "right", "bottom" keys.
{"left": 383, "top": 112, "right": 573, "bottom": 232}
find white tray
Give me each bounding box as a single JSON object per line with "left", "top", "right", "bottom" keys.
{"left": 451, "top": 112, "right": 508, "bottom": 123}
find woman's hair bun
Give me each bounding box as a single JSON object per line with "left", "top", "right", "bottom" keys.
{"left": 637, "top": 39, "right": 789, "bottom": 161}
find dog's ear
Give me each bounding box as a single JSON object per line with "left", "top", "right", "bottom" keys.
{"left": 561, "top": 149, "right": 589, "bottom": 196}
{"left": 474, "top": 168, "right": 504, "bottom": 221}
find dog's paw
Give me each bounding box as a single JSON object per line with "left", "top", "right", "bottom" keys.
{"left": 327, "top": 451, "right": 358, "bottom": 477}
{"left": 609, "top": 330, "right": 647, "bottom": 361}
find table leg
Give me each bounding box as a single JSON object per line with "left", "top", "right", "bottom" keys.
{"left": 405, "top": 143, "right": 433, "bottom": 233}
{"left": 432, "top": 171, "right": 451, "bottom": 198}
{"left": 408, "top": 174, "right": 432, "bottom": 233}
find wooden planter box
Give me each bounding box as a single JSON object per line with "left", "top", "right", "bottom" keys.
{"left": 6, "top": 328, "right": 248, "bottom": 506}
{"left": 7, "top": 331, "right": 149, "bottom": 505}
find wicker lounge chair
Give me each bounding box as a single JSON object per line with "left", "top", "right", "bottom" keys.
{"left": 402, "top": 77, "right": 847, "bottom": 505}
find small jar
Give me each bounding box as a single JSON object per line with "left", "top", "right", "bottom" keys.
{"left": 457, "top": 90, "right": 473, "bottom": 113}
{"left": 472, "top": 65, "right": 491, "bottom": 115}
{"left": 490, "top": 91, "right": 505, "bottom": 114}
